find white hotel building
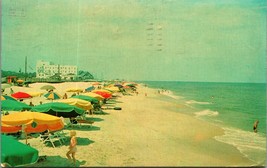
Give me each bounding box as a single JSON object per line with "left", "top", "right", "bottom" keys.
{"left": 36, "top": 60, "right": 77, "bottom": 79}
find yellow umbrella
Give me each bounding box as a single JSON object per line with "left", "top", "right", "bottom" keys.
{"left": 81, "top": 92, "right": 104, "bottom": 101}
{"left": 1, "top": 111, "right": 64, "bottom": 143}
{"left": 26, "top": 92, "right": 44, "bottom": 97}
{"left": 16, "top": 79, "right": 24, "bottom": 83}
{"left": 104, "top": 87, "right": 120, "bottom": 92}
{"left": 56, "top": 98, "right": 92, "bottom": 111}
{"left": 66, "top": 88, "right": 83, "bottom": 93}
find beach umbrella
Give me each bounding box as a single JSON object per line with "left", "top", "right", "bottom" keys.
{"left": 66, "top": 88, "right": 84, "bottom": 93}
{"left": 26, "top": 92, "right": 44, "bottom": 97}
{"left": 44, "top": 92, "right": 61, "bottom": 100}
{"left": 16, "top": 79, "right": 24, "bottom": 83}
{"left": 1, "top": 111, "right": 64, "bottom": 133}
{"left": 1, "top": 83, "right": 12, "bottom": 89}
{"left": 126, "top": 84, "right": 136, "bottom": 87}
{"left": 104, "top": 87, "right": 119, "bottom": 92}
{"left": 93, "top": 91, "right": 112, "bottom": 99}
{"left": 93, "top": 89, "right": 112, "bottom": 94}
{"left": 11, "top": 92, "right": 32, "bottom": 99}
{"left": 85, "top": 86, "right": 95, "bottom": 92}
{"left": 1, "top": 111, "right": 65, "bottom": 144}
{"left": 1, "top": 100, "right": 32, "bottom": 111}
{"left": 56, "top": 98, "right": 93, "bottom": 111}
{"left": 31, "top": 102, "right": 85, "bottom": 118}
{"left": 114, "top": 83, "right": 123, "bottom": 88}
{"left": 40, "top": 85, "right": 56, "bottom": 91}
{"left": 1, "top": 135, "right": 39, "bottom": 167}
{"left": 81, "top": 92, "right": 104, "bottom": 101}
{"left": 72, "top": 95, "right": 99, "bottom": 104}
{"left": 1, "top": 95, "right": 17, "bottom": 101}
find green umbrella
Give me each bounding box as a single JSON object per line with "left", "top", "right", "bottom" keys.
{"left": 1, "top": 100, "right": 32, "bottom": 111}
{"left": 72, "top": 95, "right": 99, "bottom": 104}
{"left": 44, "top": 92, "right": 61, "bottom": 100}
{"left": 40, "top": 85, "right": 56, "bottom": 90}
{"left": 1, "top": 135, "right": 39, "bottom": 167}
{"left": 1, "top": 95, "right": 17, "bottom": 101}
{"left": 31, "top": 102, "right": 85, "bottom": 118}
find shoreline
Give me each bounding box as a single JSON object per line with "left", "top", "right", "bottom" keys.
{"left": 141, "top": 84, "right": 266, "bottom": 166}
{"left": 4, "top": 82, "right": 257, "bottom": 166}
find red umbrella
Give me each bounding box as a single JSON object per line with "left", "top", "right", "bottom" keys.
{"left": 11, "top": 92, "right": 32, "bottom": 99}
{"left": 93, "top": 91, "right": 112, "bottom": 99}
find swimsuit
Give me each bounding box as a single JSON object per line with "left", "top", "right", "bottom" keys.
{"left": 69, "top": 146, "right": 77, "bottom": 153}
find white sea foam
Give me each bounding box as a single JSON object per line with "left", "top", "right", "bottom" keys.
{"left": 160, "top": 90, "right": 182, "bottom": 100}
{"left": 214, "top": 127, "right": 266, "bottom": 164}
{"left": 194, "top": 109, "right": 219, "bottom": 117}
{"left": 186, "top": 100, "right": 211, "bottom": 105}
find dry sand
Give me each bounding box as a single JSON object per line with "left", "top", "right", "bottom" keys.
{"left": 3, "top": 82, "right": 255, "bottom": 167}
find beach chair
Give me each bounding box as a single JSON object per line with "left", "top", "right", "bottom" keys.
{"left": 76, "top": 119, "right": 94, "bottom": 128}
{"left": 53, "top": 130, "right": 68, "bottom": 144}
{"left": 39, "top": 133, "right": 62, "bottom": 148}
{"left": 75, "top": 116, "right": 94, "bottom": 128}
{"left": 63, "top": 118, "right": 74, "bottom": 128}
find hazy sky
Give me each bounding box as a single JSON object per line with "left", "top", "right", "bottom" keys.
{"left": 1, "top": 0, "right": 266, "bottom": 82}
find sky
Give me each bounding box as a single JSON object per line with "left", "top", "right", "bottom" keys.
{"left": 1, "top": 0, "right": 266, "bottom": 82}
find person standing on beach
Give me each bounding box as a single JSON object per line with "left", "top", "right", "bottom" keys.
{"left": 253, "top": 120, "right": 259, "bottom": 133}
{"left": 66, "top": 130, "right": 77, "bottom": 165}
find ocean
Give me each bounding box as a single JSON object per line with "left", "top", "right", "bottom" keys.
{"left": 141, "top": 81, "right": 266, "bottom": 165}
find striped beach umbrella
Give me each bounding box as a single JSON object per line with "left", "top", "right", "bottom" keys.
{"left": 72, "top": 95, "right": 99, "bottom": 104}
{"left": 44, "top": 92, "right": 61, "bottom": 100}
{"left": 1, "top": 95, "right": 17, "bottom": 101}
{"left": 81, "top": 92, "right": 104, "bottom": 101}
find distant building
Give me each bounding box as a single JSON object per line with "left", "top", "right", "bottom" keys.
{"left": 36, "top": 60, "right": 77, "bottom": 80}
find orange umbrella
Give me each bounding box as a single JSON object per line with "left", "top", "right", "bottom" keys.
{"left": 92, "top": 89, "right": 112, "bottom": 94}
{"left": 93, "top": 91, "right": 112, "bottom": 99}
{"left": 1, "top": 111, "right": 64, "bottom": 134}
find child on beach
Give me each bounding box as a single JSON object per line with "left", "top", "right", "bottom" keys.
{"left": 66, "top": 130, "right": 77, "bottom": 165}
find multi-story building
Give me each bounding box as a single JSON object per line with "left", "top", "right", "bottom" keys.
{"left": 36, "top": 60, "right": 77, "bottom": 79}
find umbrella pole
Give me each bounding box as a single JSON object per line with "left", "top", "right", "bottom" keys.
{"left": 22, "top": 125, "right": 28, "bottom": 144}
{"left": 26, "top": 133, "right": 28, "bottom": 144}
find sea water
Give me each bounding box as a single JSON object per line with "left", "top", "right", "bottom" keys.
{"left": 141, "top": 81, "right": 266, "bottom": 165}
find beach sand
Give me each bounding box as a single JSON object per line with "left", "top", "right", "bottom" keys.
{"left": 3, "top": 82, "right": 255, "bottom": 167}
